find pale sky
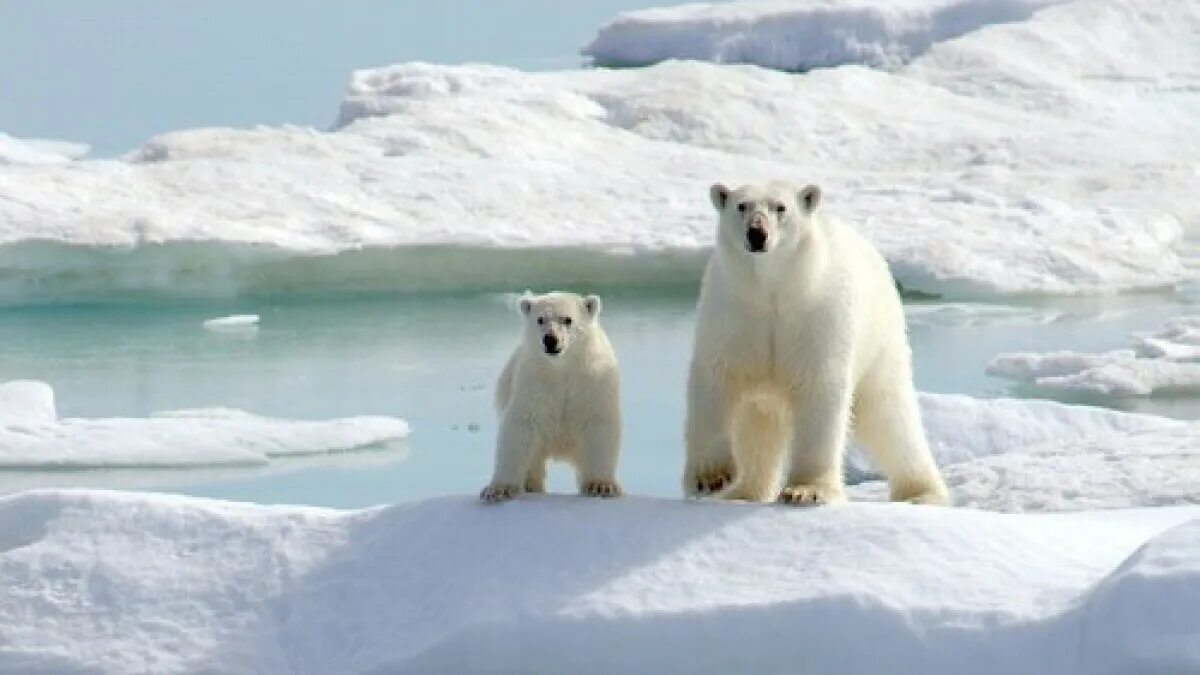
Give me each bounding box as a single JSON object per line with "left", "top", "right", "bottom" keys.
{"left": 0, "top": 1, "right": 645, "bottom": 155}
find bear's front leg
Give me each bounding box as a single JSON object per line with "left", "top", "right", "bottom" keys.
{"left": 481, "top": 414, "right": 537, "bottom": 504}
{"left": 578, "top": 418, "right": 622, "bottom": 499}
{"left": 779, "top": 372, "right": 851, "bottom": 506}
{"left": 683, "top": 365, "right": 736, "bottom": 496}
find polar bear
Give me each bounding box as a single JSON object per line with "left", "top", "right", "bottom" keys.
{"left": 683, "top": 181, "right": 949, "bottom": 506}
{"left": 481, "top": 291, "right": 623, "bottom": 503}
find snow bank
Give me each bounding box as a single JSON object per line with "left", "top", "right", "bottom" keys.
{"left": 988, "top": 316, "right": 1200, "bottom": 397}
{"left": 0, "top": 489, "right": 1197, "bottom": 674}
{"left": 844, "top": 392, "right": 1184, "bottom": 482}
{"left": 0, "top": 380, "right": 409, "bottom": 468}
{"left": 0, "top": 132, "right": 89, "bottom": 166}
{"left": 915, "top": 392, "right": 1182, "bottom": 465}
{"left": 944, "top": 424, "right": 1200, "bottom": 511}
{"left": 584, "top": 0, "right": 1060, "bottom": 71}
{"left": 1, "top": 0, "right": 1196, "bottom": 304}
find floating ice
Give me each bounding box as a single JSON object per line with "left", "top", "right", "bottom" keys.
{"left": 0, "top": 489, "right": 1197, "bottom": 673}
{"left": 203, "top": 313, "right": 261, "bottom": 332}
{"left": 0, "top": 380, "right": 409, "bottom": 468}
{"left": 584, "top": 0, "right": 1062, "bottom": 71}
{"left": 988, "top": 316, "right": 1200, "bottom": 397}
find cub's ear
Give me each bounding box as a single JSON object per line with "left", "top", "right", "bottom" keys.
{"left": 709, "top": 183, "right": 731, "bottom": 210}
{"left": 584, "top": 294, "right": 602, "bottom": 318}
{"left": 799, "top": 184, "right": 821, "bottom": 213}
{"left": 518, "top": 291, "right": 534, "bottom": 315}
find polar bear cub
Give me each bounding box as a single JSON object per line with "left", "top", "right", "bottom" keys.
{"left": 481, "top": 291, "right": 623, "bottom": 503}
{"left": 683, "top": 181, "right": 949, "bottom": 506}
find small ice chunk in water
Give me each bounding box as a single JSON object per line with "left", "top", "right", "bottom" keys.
{"left": 203, "top": 314, "right": 260, "bottom": 332}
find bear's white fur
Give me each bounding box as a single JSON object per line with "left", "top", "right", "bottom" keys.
{"left": 481, "top": 291, "right": 623, "bottom": 503}
{"left": 684, "top": 181, "right": 949, "bottom": 506}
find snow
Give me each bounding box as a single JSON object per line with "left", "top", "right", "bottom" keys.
{"left": 854, "top": 421, "right": 1200, "bottom": 511}
{"left": 584, "top": 0, "right": 1061, "bottom": 71}
{"left": 1, "top": 0, "right": 1197, "bottom": 304}
{"left": 0, "top": 380, "right": 409, "bottom": 468}
{"left": 912, "top": 392, "right": 1182, "bottom": 465}
{"left": 0, "top": 132, "right": 89, "bottom": 166}
{"left": 0, "top": 489, "right": 1198, "bottom": 674}
{"left": 988, "top": 316, "right": 1200, "bottom": 397}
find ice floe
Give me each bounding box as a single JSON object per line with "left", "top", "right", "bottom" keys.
{"left": 988, "top": 316, "right": 1200, "bottom": 397}
{"left": 0, "top": 0, "right": 1195, "bottom": 303}
{"left": 0, "top": 380, "right": 409, "bottom": 468}
{"left": 584, "top": 0, "right": 1062, "bottom": 70}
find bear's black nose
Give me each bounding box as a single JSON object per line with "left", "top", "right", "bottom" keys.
{"left": 542, "top": 334, "right": 560, "bottom": 354}
{"left": 747, "top": 226, "right": 768, "bottom": 253}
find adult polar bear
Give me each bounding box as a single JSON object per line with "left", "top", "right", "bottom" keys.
{"left": 684, "top": 181, "right": 949, "bottom": 506}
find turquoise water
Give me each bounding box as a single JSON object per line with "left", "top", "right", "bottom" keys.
{"left": 2, "top": 289, "right": 1197, "bottom": 507}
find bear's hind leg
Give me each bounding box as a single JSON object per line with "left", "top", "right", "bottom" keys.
{"left": 853, "top": 374, "right": 949, "bottom": 506}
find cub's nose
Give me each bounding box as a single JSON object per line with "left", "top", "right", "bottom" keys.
{"left": 542, "top": 334, "right": 560, "bottom": 353}
{"left": 747, "top": 226, "right": 768, "bottom": 253}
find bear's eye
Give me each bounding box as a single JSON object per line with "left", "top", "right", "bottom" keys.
{"left": 563, "top": 317, "right": 573, "bottom": 327}
{"left": 774, "top": 204, "right": 786, "bottom": 215}
{"left": 536, "top": 317, "right": 544, "bottom": 325}
{"left": 736, "top": 203, "right": 747, "bottom": 213}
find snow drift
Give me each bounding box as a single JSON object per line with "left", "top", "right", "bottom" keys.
{"left": 584, "top": 0, "right": 1062, "bottom": 70}
{"left": 0, "top": 132, "right": 88, "bottom": 166}
{"left": 0, "top": 489, "right": 1197, "bottom": 674}
{"left": 0, "top": 380, "right": 409, "bottom": 468}
{"left": 0, "top": 0, "right": 1196, "bottom": 304}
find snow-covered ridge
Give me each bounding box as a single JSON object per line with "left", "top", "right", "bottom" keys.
{"left": 0, "top": 489, "right": 1197, "bottom": 674}
{"left": 0, "top": 132, "right": 89, "bottom": 166}
{"left": 584, "top": 0, "right": 1061, "bottom": 71}
{"left": 0, "top": 0, "right": 1196, "bottom": 304}
{"left": 0, "top": 380, "right": 409, "bottom": 468}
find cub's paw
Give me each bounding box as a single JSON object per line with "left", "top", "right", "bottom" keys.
{"left": 777, "top": 484, "right": 845, "bottom": 506}
{"left": 582, "top": 480, "right": 623, "bottom": 499}
{"left": 480, "top": 483, "right": 522, "bottom": 504}
{"left": 689, "top": 466, "right": 735, "bottom": 496}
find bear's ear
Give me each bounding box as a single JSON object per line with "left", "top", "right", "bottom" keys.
{"left": 709, "top": 183, "right": 731, "bottom": 211}
{"left": 584, "top": 294, "right": 602, "bottom": 318}
{"left": 518, "top": 292, "right": 534, "bottom": 316}
{"left": 799, "top": 184, "right": 821, "bottom": 214}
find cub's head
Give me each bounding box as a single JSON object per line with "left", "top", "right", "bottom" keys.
{"left": 517, "top": 291, "right": 602, "bottom": 358}
{"left": 709, "top": 181, "right": 821, "bottom": 257}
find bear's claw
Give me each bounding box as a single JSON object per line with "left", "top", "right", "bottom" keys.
{"left": 777, "top": 484, "right": 844, "bottom": 506}
{"left": 693, "top": 467, "right": 735, "bottom": 495}
{"left": 480, "top": 483, "right": 522, "bottom": 503}
{"left": 582, "top": 480, "right": 623, "bottom": 498}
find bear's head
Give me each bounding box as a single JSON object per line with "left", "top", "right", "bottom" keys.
{"left": 517, "top": 291, "right": 602, "bottom": 359}
{"left": 709, "top": 181, "right": 821, "bottom": 258}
